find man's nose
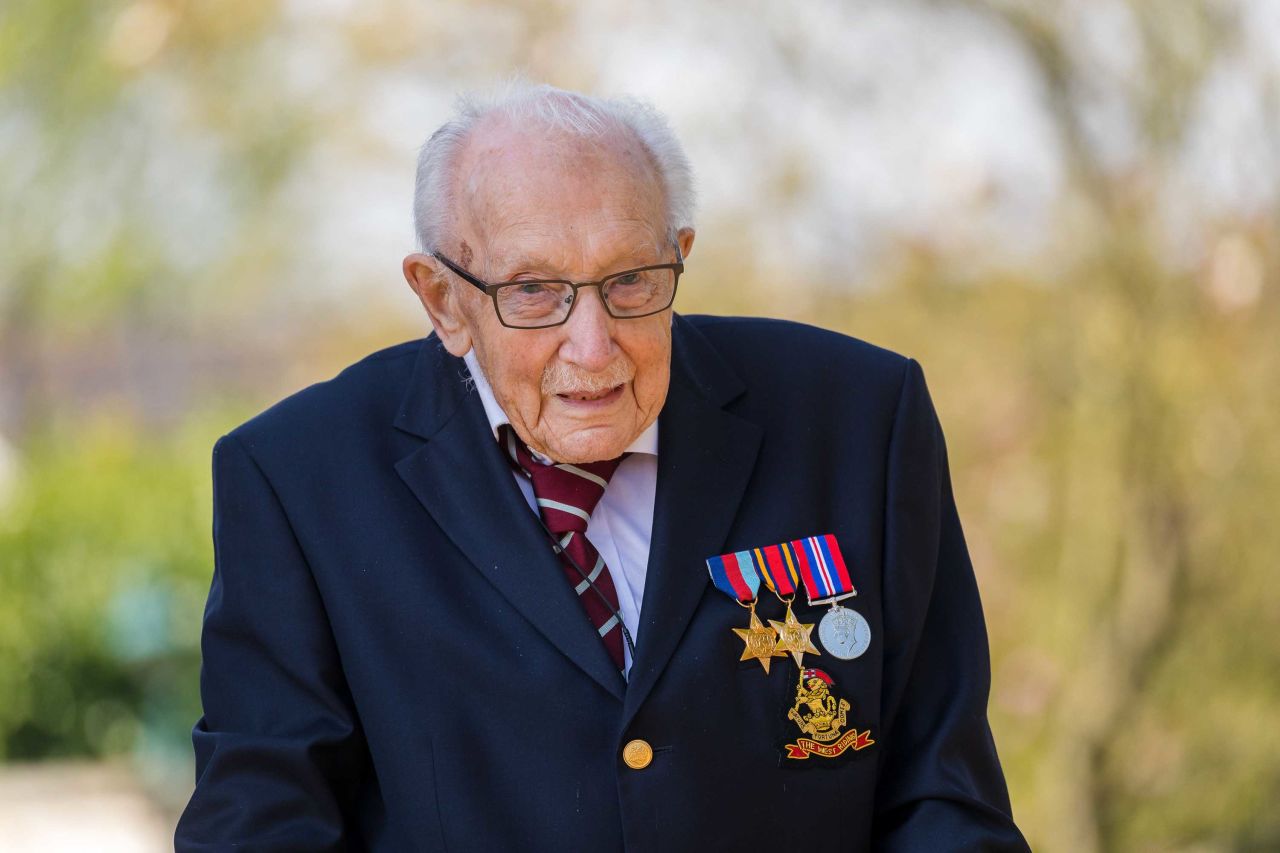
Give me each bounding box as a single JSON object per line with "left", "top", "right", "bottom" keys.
{"left": 559, "top": 286, "right": 616, "bottom": 371}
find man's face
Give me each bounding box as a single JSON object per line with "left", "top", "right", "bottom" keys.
{"left": 416, "top": 121, "right": 692, "bottom": 464}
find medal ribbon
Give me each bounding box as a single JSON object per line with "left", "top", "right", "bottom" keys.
{"left": 787, "top": 534, "right": 856, "bottom": 606}
{"left": 706, "top": 550, "right": 762, "bottom": 603}
{"left": 708, "top": 550, "right": 785, "bottom": 674}
{"left": 755, "top": 544, "right": 801, "bottom": 599}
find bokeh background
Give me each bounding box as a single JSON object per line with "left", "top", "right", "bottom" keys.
{"left": 2, "top": 0, "right": 1278, "bottom": 849}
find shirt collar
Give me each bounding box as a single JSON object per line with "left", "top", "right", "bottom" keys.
{"left": 462, "top": 348, "right": 660, "bottom": 459}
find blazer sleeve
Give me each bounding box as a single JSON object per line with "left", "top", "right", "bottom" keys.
{"left": 175, "top": 433, "right": 367, "bottom": 852}
{"left": 871, "top": 359, "right": 1030, "bottom": 852}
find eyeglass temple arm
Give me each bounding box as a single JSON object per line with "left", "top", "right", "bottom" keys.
{"left": 428, "top": 251, "right": 493, "bottom": 295}
{"left": 431, "top": 241, "right": 683, "bottom": 292}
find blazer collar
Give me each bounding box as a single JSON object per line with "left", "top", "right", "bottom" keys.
{"left": 621, "top": 317, "right": 760, "bottom": 723}
{"left": 392, "top": 316, "right": 761, "bottom": 709}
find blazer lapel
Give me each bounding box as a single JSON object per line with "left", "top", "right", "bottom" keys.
{"left": 623, "top": 317, "right": 762, "bottom": 722}
{"left": 392, "top": 338, "right": 626, "bottom": 700}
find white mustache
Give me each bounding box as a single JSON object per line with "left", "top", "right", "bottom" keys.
{"left": 542, "top": 359, "right": 635, "bottom": 396}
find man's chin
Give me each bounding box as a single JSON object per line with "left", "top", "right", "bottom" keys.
{"left": 539, "top": 424, "right": 634, "bottom": 464}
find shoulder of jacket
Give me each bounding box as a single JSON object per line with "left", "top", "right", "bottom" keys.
{"left": 679, "top": 314, "right": 912, "bottom": 390}
{"left": 223, "top": 337, "right": 425, "bottom": 450}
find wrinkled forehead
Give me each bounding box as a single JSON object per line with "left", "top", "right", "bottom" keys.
{"left": 484, "top": 234, "right": 668, "bottom": 279}
{"left": 451, "top": 118, "right": 668, "bottom": 257}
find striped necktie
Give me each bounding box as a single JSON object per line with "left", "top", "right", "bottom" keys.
{"left": 499, "top": 425, "right": 627, "bottom": 672}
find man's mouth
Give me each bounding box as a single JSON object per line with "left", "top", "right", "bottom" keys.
{"left": 556, "top": 384, "right": 625, "bottom": 403}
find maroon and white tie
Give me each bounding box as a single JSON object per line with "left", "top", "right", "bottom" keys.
{"left": 499, "top": 425, "right": 627, "bottom": 672}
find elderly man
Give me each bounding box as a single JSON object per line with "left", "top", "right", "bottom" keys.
{"left": 176, "top": 83, "right": 1028, "bottom": 851}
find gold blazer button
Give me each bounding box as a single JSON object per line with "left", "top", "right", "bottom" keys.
{"left": 622, "top": 739, "right": 653, "bottom": 770}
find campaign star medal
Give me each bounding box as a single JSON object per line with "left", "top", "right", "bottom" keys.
{"left": 770, "top": 610, "right": 820, "bottom": 666}
{"left": 783, "top": 668, "right": 875, "bottom": 760}
{"left": 733, "top": 605, "right": 781, "bottom": 674}
{"left": 791, "top": 534, "right": 871, "bottom": 660}
{"left": 706, "top": 549, "right": 779, "bottom": 673}
{"left": 753, "top": 542, "right": 820, "bottom": 667}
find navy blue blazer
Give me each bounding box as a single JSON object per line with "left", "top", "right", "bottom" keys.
{"left": 176, "top": 314, "right": 1028, "bottom": 852}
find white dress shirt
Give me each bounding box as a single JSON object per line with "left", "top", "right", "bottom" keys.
{"left": 462, "top": 350, "right": 657, "bottom": 676}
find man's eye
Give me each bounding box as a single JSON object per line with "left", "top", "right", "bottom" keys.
{"left": 516, "top": 282, "right": 549, "bottom": 294}
{"left": 613, "top": 273, "right": 642, "bottom": 286}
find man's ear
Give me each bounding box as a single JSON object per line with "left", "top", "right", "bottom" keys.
{"left": 403, "top": 253, "right": 472, "bottom": 356}
{"left": 676, "top": 227, "right": 695, "bottom": 260}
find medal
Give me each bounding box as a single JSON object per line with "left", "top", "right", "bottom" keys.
{"left": 754, "top": 544, "right": 819, "bottom": 666}
{"left": 706, "top": 550, "right": 779, "bottom": 673}
{"left": 733, "top": 606, "right": 781, "bottom": 674}
{"left": 789, "top": 534, "right": 872, "bottom": 660}
{"left": 710, "top": 537, "right": 877, "bottom": 763}
{"left": 770, "top": 611, "right": 820, "bottom": 666}
{"left": 818, "top": 606, "right": 871, "bottom": 660}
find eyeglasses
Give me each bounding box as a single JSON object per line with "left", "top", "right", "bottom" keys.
{"left": 430, "top": 244, "right": 684, "bottom": 329}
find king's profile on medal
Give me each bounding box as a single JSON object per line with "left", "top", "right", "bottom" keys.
{"left": 176, "top": 81, "right": 1030, "bottom": 851}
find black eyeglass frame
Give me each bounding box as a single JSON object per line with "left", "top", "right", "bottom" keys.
{"left": 429, "top": 243, "right": 685, "bottom": 329}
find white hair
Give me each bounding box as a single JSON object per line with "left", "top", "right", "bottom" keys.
{"left": 412, "top": 80, "right": 696, "bottom": 252}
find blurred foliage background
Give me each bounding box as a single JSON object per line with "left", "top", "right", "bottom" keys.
{"left": 2, "top": 0, "right": 1278, "bottom": 849}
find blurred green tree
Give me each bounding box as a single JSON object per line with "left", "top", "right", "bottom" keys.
{"left": 0, "top": 0, "right": 315, "bottom": 437}
{"left": 0, "top": 0, "right": 320, "bottom": 800}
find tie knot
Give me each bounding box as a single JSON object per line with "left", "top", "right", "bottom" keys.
{"left": 499, "top": 425, "right": 624, "bottom": 534}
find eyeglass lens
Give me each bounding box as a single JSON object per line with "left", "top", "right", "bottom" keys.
{"left": 495, "top": 268, "right": 677, "bottom": 327}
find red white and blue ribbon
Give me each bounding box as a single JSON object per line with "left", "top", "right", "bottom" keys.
{"left": 788, "top": 534, "right": 856, "bottom": 606}
{"left": 706, "top": 550, "right": 763, "bottom": 604}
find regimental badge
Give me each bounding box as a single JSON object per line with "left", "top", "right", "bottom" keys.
{"left": 783, "top": 668, "right": 875, "bottom": 760}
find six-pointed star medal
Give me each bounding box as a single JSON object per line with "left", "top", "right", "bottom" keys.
{"left": 733, "top": 610, "right": 782, "bottom": 673}
{"left": 770, "top": 608, "right": 820, "bottom": 666}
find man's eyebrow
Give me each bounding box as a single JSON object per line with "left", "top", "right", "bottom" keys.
{"left": 491, "top": 243, "right": 665, "bottom": 279}
{"left": 489, "top": 254, "right": 563, "bottom": 277}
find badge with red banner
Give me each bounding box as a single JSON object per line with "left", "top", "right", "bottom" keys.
{"left": 783, "top": 668, "right": 875, "bottom": 760}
